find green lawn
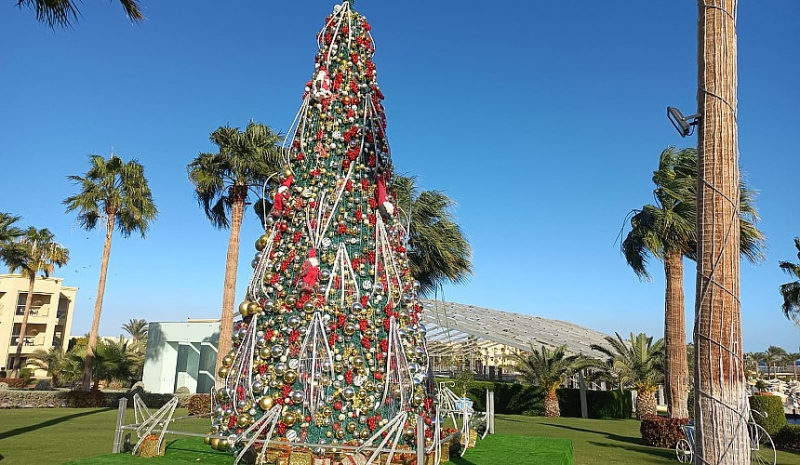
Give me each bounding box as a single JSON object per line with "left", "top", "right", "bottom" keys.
{"left": 0, "top": 408, "right": 798, "bottom": 465}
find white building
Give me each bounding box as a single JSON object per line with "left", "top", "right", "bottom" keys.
{"left": 142, "top": 320, "right": 219, "bottom": 394}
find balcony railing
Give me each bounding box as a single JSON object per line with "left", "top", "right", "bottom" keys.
{"left": 9, "top": 336, "right": 44, "bottom": 347}
{"left": 16, "top": 305, "right": 49, "bottom": 317}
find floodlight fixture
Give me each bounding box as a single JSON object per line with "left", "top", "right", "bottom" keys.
{"left": 667, "top": 106, "right": 701, "bottom": 137}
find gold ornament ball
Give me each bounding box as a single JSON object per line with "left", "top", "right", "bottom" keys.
{"left": 283, "top": 411, "right": 298, "bottom": 427}
{"left": 239, "top": 301, "right": 251, "bottom": 316}
{"left": 346, "top": 422, "right": 358, "bottom": 433}
{"left": 210, "top": 438, "right": 220, "bottom": 450}
{"left": 359, "top": 429, "right": 371, "bottom": 440}
{"left": 258, "top": 396, "right": 274, "bottom": 410}
{"left": 237, "top": 414, "right": 252, "bottom": 427}
{"left": 283, "top": 371, "right": 298, "bottom": 384}
{"left": 218, "top": 366, "right": 229, "bottom": 378}
{"left": 217, "top": 439, "right": 230, "bottom": 452}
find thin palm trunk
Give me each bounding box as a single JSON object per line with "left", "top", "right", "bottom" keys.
{"left": 215, "top": 194, "right": 245, "bottom": 383}
{"left": 82, "top": 213, "right": 115, "bottom": 391}
{"left": 664, "top": 251, "right": 689, "bottom": 418}
{"left": 694, "top": 0, "right": 748, "bottom": 462}
{"left": 11, "top": 276, "right": 36, "bottom": 377}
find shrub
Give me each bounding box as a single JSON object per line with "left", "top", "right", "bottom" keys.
{"left": 65, "top": 389, "right": 107, "bottom": 407}
{"left": 774, "top": 425, "right": 800, "bottom": 451}
{"left": 19, "top": 368, "right": 33, "bottom": 378}
{"left": 34, "top": 380, "right": 53, "bottom": 391}
{"left": 749, "top": 395, "right": 787, "bottom": 436}
{"left": 175, "top": 386, "right": 191, "bottom": 395}
{"left": 640, "top": 416, "right": 691, "bottom": 448}
{"left": 0, "top": 378, "right": 30, "bottom": 389}
{"left": 187, "top": 394, "right": 212, "bottom": 415}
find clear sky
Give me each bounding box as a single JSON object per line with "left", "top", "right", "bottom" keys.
{"left": 1, "top": 1, "right": 798, "bottom": 353}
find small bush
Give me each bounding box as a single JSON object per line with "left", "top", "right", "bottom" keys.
{"left": 175, "top": 386, "right": 191, "bottom": 395}
{"left": 187, "top": 394, "right": 212, "bottom": 415}
{"left": 640, "top": 416, "right": 691, "bottom": 448}
{"left": 34, "top": 380, "right": 53, "bottom": 391}
{"left": 19, "top": 368, "right": 33, "bottom": 378}
{"left": 0, "top": 378, "right": 30, "bottom": 388}
{"left": 774, "top": 425, "right": 800, "bottom": 451}
{"left": 65, "top": 389, "right": 107, "bottom": 407}
{"left": 749, "top": 395, "right": 787, "bottom": 436}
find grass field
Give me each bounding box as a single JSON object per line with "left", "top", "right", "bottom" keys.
{"left": 1, "top": 408, "right": 799, "bottom": 465}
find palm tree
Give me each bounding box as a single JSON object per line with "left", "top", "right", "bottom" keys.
{"left": 779, "top": 238, "right": 800, "bottom": 324}
{"left": 0, "top": 213, "right": 23, "bottom": 243}
{"left": 28, "top": 347, "right": 70, "bottom": 386}
{"left": 0, "top": 227, "right": 69, "bottom": 377}
{"left": 16, "top": 0, "right": 144, "bottom": 28}
{"left": 591, "top": 332, "right": 664, "bottom": 419}
{"left": 122, "top": 318, "right": 149, "bottom": 344}
{"left": 782, "top": 352, "right": 800, "bottom": 381}
{"left": 764, "top": 346, "right": 788, "bottom": 379}
{"left": 621, "top": 146, "right": 764, "bottom": 419}
{"left": 392, "top": 175, "right": 472, "bottom": 296}
{"left": 511, "top": 344, "right": 593, "bottom": 417}
{"left": 64, "top": 154, "right": 157, "bottom": 391}
{"left": 187, "top": 122, "right": 282, "bottom": 379}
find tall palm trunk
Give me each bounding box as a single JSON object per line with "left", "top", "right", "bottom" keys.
{"left": 10, "top": 276, "right": 36, "bottom": 377}
{"left": 215, "top": 191, "right": 245, "bottom": 384}
{"left": 664, "top": 251, "right": 689, "bottom": 418}
{"left": 82, "top": 212, "right": 115, "bottom": 391}
{"left": 694, "top": 0, "right": 748, "bottom": 462}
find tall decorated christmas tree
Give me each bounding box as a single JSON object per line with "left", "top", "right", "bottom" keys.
{"left": 209, "top": 1, "right": 437, "bottom": 463}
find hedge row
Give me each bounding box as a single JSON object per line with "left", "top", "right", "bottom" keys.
{"left": 438, "top": 379, "right": 632, "bottom": 419}
{"left": 558, "top": 388, "right": 633, "bottom": 420}
{"left": 0, "top": 389, "right": 196, "bottom": 409}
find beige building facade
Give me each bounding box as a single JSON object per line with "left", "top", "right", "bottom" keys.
{"left": 0, "top": 274, "right": 77, "bottom": 375}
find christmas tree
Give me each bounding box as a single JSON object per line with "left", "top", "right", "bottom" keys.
{"left": 209, "top": 1, "right": 437, "bottom": 462}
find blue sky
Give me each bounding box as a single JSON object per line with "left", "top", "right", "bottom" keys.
{"left": 1, "top": 1, "right": 798, "bottom": 353}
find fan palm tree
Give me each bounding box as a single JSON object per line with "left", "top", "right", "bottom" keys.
{"left": 64, "top": 154, "right": 157, "bottom": 391}
{"left": 0, "top": 227, "right": 69, "bottom": 377}
{"left": 122, "top": 318, "right": 149, "bottom": 344}
{"left": 511, "top": 344, "right": 593, "bottom": 417}
{"left": 591, "top": 332, "right": 664, "bottom": 419}
{"left": 621, "top": 146, "right": 764, "bottom": 418}
{"left": 0, "top": 213, "right": 23, "bottom": 243}
{"left": 28, "top": 347, "right": 70, "bottom": 386}
{"left": 392, "top": 175, "right": 472, "bottom": 296}
{"left": 188, "top": 122, "right": 282, "bottom": 379}
{"left": 16, "top": 0, "right": 144, "bottom": 29}
{"left": 779, "top": 238, "right": 800, "bottom": 324}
